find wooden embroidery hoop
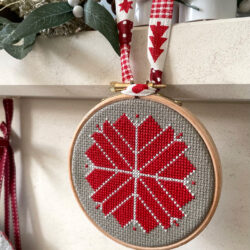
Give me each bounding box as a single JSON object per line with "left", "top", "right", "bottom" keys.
{"left": 69, "top": 94, "right": 221, "bottom": 250}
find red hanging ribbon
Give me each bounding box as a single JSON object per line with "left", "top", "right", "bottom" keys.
{"left": 0, "top": 99, "right": 21, "bottom": 250}
{"left": 116, "top": 0, "right": 174, "bottom": 88}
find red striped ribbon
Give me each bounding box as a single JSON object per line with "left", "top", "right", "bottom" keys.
{"left": 0, "top": 99, "right": 21, "bottom": 250}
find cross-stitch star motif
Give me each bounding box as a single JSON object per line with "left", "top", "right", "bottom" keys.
{"left": 119, "top": 0, "right": 133, "bottom": 13}
{"left": 85, "top": 114, "right": 196, "bottom": 233}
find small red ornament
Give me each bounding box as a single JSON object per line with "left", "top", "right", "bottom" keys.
{"left": 132, "top": 84, "right": 149, "bottom": 94}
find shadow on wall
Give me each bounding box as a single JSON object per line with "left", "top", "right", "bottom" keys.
{"left": 182, "top": 102, "right": 250, "bottom": 250}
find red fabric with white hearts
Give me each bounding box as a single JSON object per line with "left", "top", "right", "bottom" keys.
{"left": 116, "top": 0, "right": 174, "bottom": 85}
{"left": 116, "top": 0, "right": 135, "bottom": 82}
{"left": 85, "top": 114, "right": 196, "bottom": 233}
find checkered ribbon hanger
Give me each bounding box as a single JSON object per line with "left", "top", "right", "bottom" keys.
{"left": 115, "top": 0, "right": 174, "bottom": 96}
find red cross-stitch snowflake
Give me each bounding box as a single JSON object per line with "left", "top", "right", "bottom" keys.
{"left": 85, "top": 114, "right": 196, "bottom": 233}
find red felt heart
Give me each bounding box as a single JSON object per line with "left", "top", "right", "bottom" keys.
{"left": 132, "top": 84, "right": 148, "bottom": 93}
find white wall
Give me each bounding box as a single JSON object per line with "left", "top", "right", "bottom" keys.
{"left": 0, "top": 98, "right": 249, "bottom": 250}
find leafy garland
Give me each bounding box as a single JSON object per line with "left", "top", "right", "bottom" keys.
{"left": 0, "top": 0, "right": 119, "bottom": 59}
{"left": 0, "top": 0, "right": 104, "bottom": 37}
{"left": 0, "top": 0, "right": 199, "bottom": 60}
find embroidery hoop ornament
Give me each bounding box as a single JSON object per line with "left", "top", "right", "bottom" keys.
{"left": 69, "top": 95, "right": 221, "bottom": 249}
{"left": 69, "top": 0, "right": 221, "bottom": 249}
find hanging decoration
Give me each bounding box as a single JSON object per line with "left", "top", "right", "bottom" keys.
{"left": 69, "top": 0, "right": 221, "bottom": 249}
{"left": 0, "top": 99, "right": 21, "bottom": 250}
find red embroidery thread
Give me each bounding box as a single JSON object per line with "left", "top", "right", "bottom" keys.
{"left": 132, "top": 84, "right": 149, "bottom": 94}
{"left": 85, "top": 114, "right": 195, "bottom": 233}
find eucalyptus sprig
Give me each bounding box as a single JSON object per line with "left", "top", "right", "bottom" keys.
{"left": 0, "top": 0, "right": 120, "bottom": 59}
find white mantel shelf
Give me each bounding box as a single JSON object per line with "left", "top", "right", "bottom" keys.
{"left": 0, "top": 17, "right": 250, "bottom": 101}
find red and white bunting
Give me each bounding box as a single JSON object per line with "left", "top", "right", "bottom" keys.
{"left": 116, "top": 0, "right": 174, "bottom": 94}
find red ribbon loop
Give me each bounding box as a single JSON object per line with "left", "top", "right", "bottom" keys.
{"left": 0, "top": 138, "right": 9, "bottom": 148}
{"left": 0, "top": 99, "right": 21, "bottom": 250}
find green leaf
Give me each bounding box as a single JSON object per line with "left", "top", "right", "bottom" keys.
{"left": 0, "top": 17, "right": 15, "bottom": 32}
{"left": 84, "top": 0, "right": 120, "bottom": 56}
{"left": 0, "top": 2, "right": 73, "bottom": 59}
{"left": 4, "top": 33, "right": 36, "bottom": 59}
{"left": 9, "top": 2, "right": 74, "bottom": 42}
{"left": 0, "top": 17, "right": 13, "bottom": 25}
{"left": 0, "top": 23, "right": 18, "bottom": 49}
{"left": 0, "top": 21, "right": 36, "bottom": 59}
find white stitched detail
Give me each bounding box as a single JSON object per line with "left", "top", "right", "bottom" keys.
{"left": 110, "top": 123, "right": 134, "bottom": 153}
{"left": 88, "top": 165, "right": 131, "bottom": 175}
{"left": 156, "top": 180, "right": 185, "bottom": 216}
{"left": 139, "top": 137, "right": 180, "bottom": 171}
{"left": 94, "top": 141, "right": 118, "bottom": 169}
{"left": 138, "top": 124, "right": 171, "bottom": 153}
{"left": 90, "top": 172, "right": 117, "bottom": 198}
{"left": 140, "top": 173, "right": 184, "bottom": 183}
{"left": 157, "top": 147, "right": 190, "bottom": 175}
{"left": 170, "top": 217, "right": 180, "bottom": 226}
{"left": 123, "top": 114, "right": 135, "bottom": 127}
{"left": 137, "top": 196, "right": 165, "bottom": 229}
{"left": 136, "top": 115, "right": 152, "bottom": 128}
{"left": 101, "top": 128, "right": 133, "bottom": 170}
{"left": 106, "top": 194, "right": 133, "bottom": 217}
{"left": 102, "top": 177, "right": 133, "bottom": 204}
{"left": 133, "top": 124, "right": 139, "bottom": 225}
{"left": 183, "top": 170, "right": 196, "bottom": 196}
{"left": 139, "top": 178, "right": 171, "bottom": 218}
{"left": 123, "top": 220, "right": 147, "bottom": 233}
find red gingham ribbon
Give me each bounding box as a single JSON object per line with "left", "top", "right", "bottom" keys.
{"left": 0, "top": 99, "right": 21, "bottom": 250}
{"left": 116, "top": 0, "right": 174, "bottom": 84}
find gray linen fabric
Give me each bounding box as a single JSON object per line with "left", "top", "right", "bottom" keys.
{"left": 71, "top": 99, "right": 215, "bottom": 248}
